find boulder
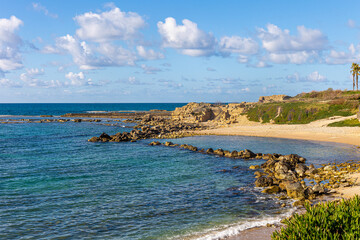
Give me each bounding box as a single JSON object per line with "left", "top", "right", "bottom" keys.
{"left": 262, "top": 185, "right": 280, "bottom": 194}
{"left": 255, "top": 176, "right": 274, "bottom": 187}
{"left": 280, "top": 181, "right": 305, "bottom": 200}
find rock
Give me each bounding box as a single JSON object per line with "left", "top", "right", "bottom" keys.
{"left": 74, "top": 119, "right": 82, "bottom": 122}
{"left": 149, "top": 141, "right": 161, "bottom": 146}
{"left": 262, "top": 185, "right": 280, "bottom": 194}
{"left": 249, "top": 165, "right": 260, "bottom": 170}
{"left": 293, "top": 200, "right": 305, "bottom": 207}
{"left": 312, "top": 184, "right": 326, "bottom": 194}
{"left": 258, "top": 94, "right": 291, "bottom": 103}
{"left": 214, "top": 148, "right": 225, "bottom": 156}
{"left": 295, "top": 163, "right": 308, "bottom": 177}
{"left": 164, "top": 141, "right": 174, "bottom": 146}
{"left": 280, "top": 181, "right": 305, "bottom": 200}
{"left": 255, "top": 176, "right": 274, "bottom": 187}
{"left": 206, "top": 148, "right": 214, "bottom": 154}
{"left": 88, "top": 137, "right": 99, "bottom": 142}
{"left": 230, "top": 150, "right": 238, "bottom": 158}
{"left": 243, "top": 149, "right": 256, "bottom": 159}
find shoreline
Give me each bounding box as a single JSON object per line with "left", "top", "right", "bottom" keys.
{"left": 196, "top": 116, "right": 360, "bottom": 147}
{"left": 193, "top": 118, "right": 360, "bottom": 239}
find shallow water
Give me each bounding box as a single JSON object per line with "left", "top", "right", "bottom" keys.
{"left": 0, "top": 120, "right": 359, "bottom": 239}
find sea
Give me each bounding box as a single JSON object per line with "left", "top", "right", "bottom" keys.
{"left": 1, "top": 103, "right": 359, "bottom": 240}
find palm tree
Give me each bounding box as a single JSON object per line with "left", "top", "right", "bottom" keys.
{"left": 351, "top": 62, "right": 357, "bottom": 91}
{"left": 356, "top": 64, "right": 360, "bottom": 91}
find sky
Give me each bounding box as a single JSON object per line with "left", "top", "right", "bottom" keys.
{"left": 0, "top": 0, "right": 360, "bottom": 103}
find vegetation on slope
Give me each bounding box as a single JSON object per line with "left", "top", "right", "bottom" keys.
{"left": 328, "top": 118, "right": 360, "bottom": 127}
{"left": 272, "top": 195, "right": 360, "bottom": 240}
{"left": 246, "top": 89, "right": 359, "bottom": 124}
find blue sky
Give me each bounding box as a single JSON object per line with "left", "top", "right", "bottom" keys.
{"left": 0, "top": 0, "right": 359, "bottom": 103}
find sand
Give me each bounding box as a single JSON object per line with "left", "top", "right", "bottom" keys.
{"left": 198, "top": 115, "right": 360, "bottom": 240}
{"left": 198, "top": 115, "right": 360, "bottom": 146}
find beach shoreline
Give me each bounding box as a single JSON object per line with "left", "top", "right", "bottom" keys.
{"left": 196, "top": 115, "right": 360, "bottom": 147}
{"left": 193, "top": 119, "right": 360, "bottom": 240}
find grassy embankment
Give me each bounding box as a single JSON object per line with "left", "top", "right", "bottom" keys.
{"left": 272, "top": 195, "right": 360, "bottom": 240}
{"left": 245, "top": 89, "right": 360, "bottom": 124}
{"left": 328, "top": 118, "right": 360, "bottom": 127}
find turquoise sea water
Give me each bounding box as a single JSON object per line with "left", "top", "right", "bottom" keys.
{"left": 1, "top": 104, "right": 359, "bottom": 239}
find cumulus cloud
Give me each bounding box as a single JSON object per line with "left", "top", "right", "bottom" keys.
{"left": 45, "top": 35, "right": 137, "bottom": 69}
{"left": 65, "top": 71, "right": 94, "bottom": 86}
{"left": 32, "top": 2, "right": 58, "bottom": 19}
{"left": 325, "top": 44, "right": 360, "bottom": 65}
{"left": 136, "top": 46, "right": 164, "bottom": 60}
{"left": 74, "top": 7, "right": 145, "bottom": 42}
{"left": 219, "top": 36, "right": 258, "bottom": 54}
{"left": 286, "top": 71, "right": 327, "bottom": 83}
{"left": 0, "top": 16, "right": 23, "bottom": 73}
{"left": 157, "top": 17, "right": 216, "bottom": 56}
{"left": 258, "top": 24, "right": 328, "bottom": 64}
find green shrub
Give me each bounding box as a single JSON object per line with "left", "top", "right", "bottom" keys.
{"left": 328, "top": 118, "right": 360, "bottom": 127}
{"left": 246, "top": 101, "right": 357, "bottom": 124}
{"left": 272, "top": 195, "right": 360, "bottom": 240}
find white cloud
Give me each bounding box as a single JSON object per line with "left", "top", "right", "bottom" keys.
{"left": 140, "top": 64, "right": 161, "bottom": 74}
{"left": 136, "top": 46, "right": 164, "bottom": 60}
{"left": 258, "top": 24, "right": 327, "bottom": 64}
{"left": 32, "top": 2, "right": 58, "bottom": 19}
{"left": 19, "top": 68, "right": 65, "bottom": 88}
{"left": 258, "top": 24, "right": 327, "bottom": 52}
{"left": 45, "top": 35, "right": 137, "bottom": 69}
{"left": 74, "top": 7, "right": 145, "bottom": 42}
{"left": 65, "top": 71, "right": 93, "bottom": 86}
{"left": 286, "top": 71, "right": 327, "bottom": 83}
{"left": 325, "top": 44, "right": 360, "bottom": 65}
{"left": 157, "top": 17, "right": 216, "bottom": 56}
{"left": 0, "top": 16, "right": 23, "bottom": 72}
{"left": 0, "top": 78, "right": 22, "bottom": 88}
{"left": 306, "top": 71, "right": 327, "bottom": 82}
{"left": 20, "top": 68, "right": 44, "bottom": 82}
{"left": 219, "top": 36, "right": 258, "bottom": 54}
{"left": 268, "top": 51, "right": 318, "bottom": 64}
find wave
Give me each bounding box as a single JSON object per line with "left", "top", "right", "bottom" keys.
{"left": 175, "top": 208, "right": 297, "bottom": 240}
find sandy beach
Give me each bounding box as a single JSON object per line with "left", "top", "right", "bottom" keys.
{"left": 198, "top": 115, "right": 360, "bottom": 146}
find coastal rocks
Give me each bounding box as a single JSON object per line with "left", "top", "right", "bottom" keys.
{"left": 88, "top": 121, "right": 205, "bottom": 143}
{"left": 262, "top": 185, "right": 280, "bottom": 194}
{"left": 255, "top": 176, "right": 274, "bottom": 187}
{"left": 171, "top": 102, "right": 253, "bottom": 124}
{"left": 258, "top": 94, "right": 291, "bottom": 103}
{"left": 280, "top": 181, "right": 305, "bottom": 200}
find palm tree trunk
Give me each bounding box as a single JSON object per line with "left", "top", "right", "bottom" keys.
{"left": 357, "top": 74, "right": 359, "bottom": 91}
{"left": 354, "top": 76, "right": 355, "bottom": 90}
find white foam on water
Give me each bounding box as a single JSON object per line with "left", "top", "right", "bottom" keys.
{"left": 174, "top": 208, "right": 297, "bottom": 240}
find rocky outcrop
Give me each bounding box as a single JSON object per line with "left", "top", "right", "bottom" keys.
{"left": 172, "top": 102, "right": 251, "bottom": 124}
{"left": 258, "top": 94, "right": 291, "bottom": 103}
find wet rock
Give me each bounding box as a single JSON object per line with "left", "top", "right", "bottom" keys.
{"left": 262, "top": 185, "right": 280, "bottom": 194}
{"left": 249, "top": 165, "right": 260, "bottom": 170}
{"left": 206, "top": 148, "right": 214, "bottom": 154}
{"left": 149, "top": 141, "right": 161, "bottom": 146}
{"left": 255, "top": 176, "right": 274, "bottom": 187}
{"left": 214, "top": 148, "right": 225, "bottom": 156}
